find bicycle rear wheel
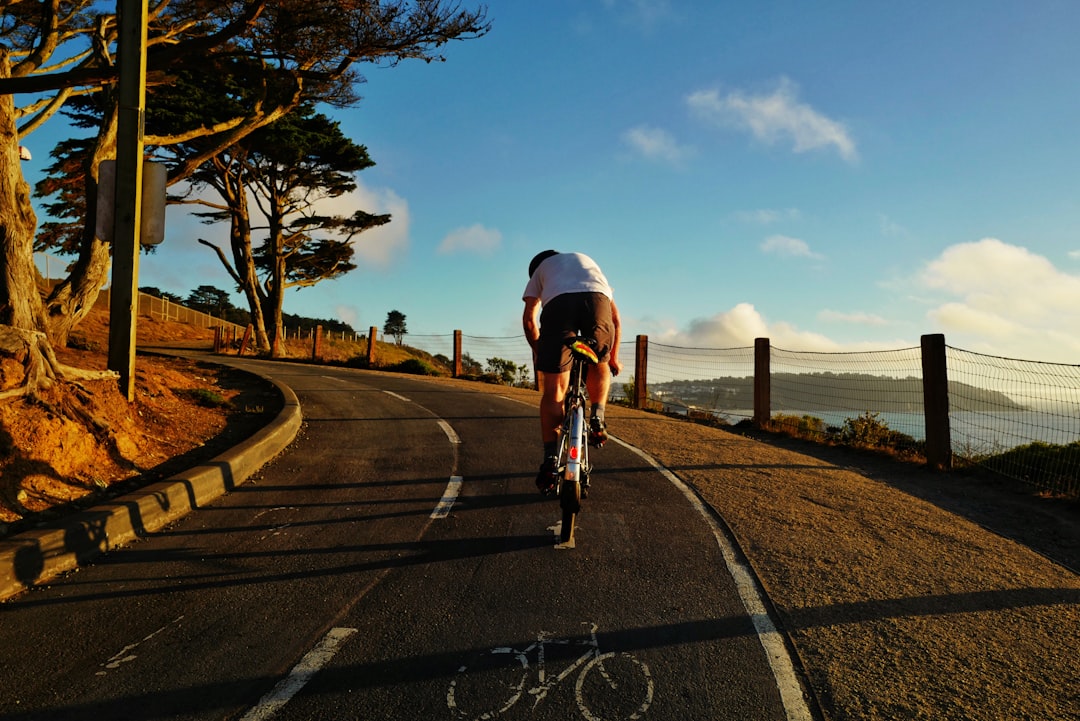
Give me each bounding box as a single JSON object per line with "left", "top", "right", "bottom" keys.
{"left": 559, "top": 478, "right": 580, "bottom": 543}
{"left": 559, "top": 404, "right": 585, "bottom": 543}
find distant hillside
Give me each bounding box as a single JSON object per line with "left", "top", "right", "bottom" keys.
{"left": 649, "top": 373, "right": 1026, "bottom": 413}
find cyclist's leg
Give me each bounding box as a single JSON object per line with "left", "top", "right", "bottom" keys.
{"left": 584, "top": 362, "right": 611, "bottom": 418}
{"left": 538, "top": 369, "right": 570, "bottom": 444}
{"left": 535, "top": 300, "right": 575, "bottom": 491}
{"left": 580, "top": 293, "right": 615, "bottom": 444}
{"left": 537, "top": 297, "right": 578, "bottom": 445}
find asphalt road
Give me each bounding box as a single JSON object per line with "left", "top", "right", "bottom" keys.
{"left": 0, "top": 359, "right": 813, "bottom": 721}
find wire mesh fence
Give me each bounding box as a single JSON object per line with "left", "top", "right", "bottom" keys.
{"left": 946, "top": 347, "right": 1080, "bottom": 497}
{"left": 461, "top": 335, "right": 533, "bottom": 381}
{"left": 641, "top": 342, "right": 755, "bottom": 422}
{"left": 769, "top": 346, "right": 925, "bottom": 443}
{"left": 404, "top": 333, "right": 456, "bottom": 363}
{"left": 640, "top": 337, "right": 1079, "bottom": 498}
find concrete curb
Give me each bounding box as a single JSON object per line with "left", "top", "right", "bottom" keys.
{"left": 0, "top": 369, "right": 302, "bottom": 603}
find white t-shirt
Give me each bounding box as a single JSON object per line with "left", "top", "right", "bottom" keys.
{"left": 522, "top": 252, "right": 613, "bottom": 305}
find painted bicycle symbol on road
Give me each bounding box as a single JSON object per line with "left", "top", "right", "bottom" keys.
{"left": 447, "top": 622, "right": 653, "bottom": 721}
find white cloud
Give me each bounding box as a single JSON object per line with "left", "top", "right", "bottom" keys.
{"left": 918, "top": 238, "right": 1080, "bottom": 362}
{"left": 317, "top": 181, "right": 410, "bottom": 268}
{"left": 687, "top": 77, "right": 857, "bottom": 162}
{"left": 621, "top": 125, "right": 693, "bottom": 164}
{"left": 1068, "top": 249, "right": 1080, "bottom": 260}
{"left": 761, "top": 234, "right": 823, "bottom": 259}
{"left": 818, "top": 309, "right": 888, "bottom": 326}
{"left": 437, "top": 224, "right": 502, "bottom": 255}
{"left": 666, "top": 302, "right": 840, "bottom": 351}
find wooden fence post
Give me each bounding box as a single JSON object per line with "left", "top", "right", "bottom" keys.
{"left": 753, "top": 337, "right": 771, "bottom": 429}
{"left": 367, "top": 326, "right": 378, "bottom": 367}
{"left": 921, "top": 333, "right": 953, "bottom": 471}
{"left": 453, "top": 330, "right": 463, "bottom": 378}
{"left": 633, "top": 335, "right": 648, "bottom": 409}
{"left": 238, "top": 324, "right": 253, "bottom": 356}
{"left": 312, "top": 324, "right": 323, "bottom": 363}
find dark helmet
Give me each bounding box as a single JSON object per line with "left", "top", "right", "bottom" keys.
{"left": 528, "top": 250, "right": 559, "bottom": 278}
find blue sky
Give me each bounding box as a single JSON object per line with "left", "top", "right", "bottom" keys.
{"left": 27, "top": 1, "right": 1080, "bottom": 364}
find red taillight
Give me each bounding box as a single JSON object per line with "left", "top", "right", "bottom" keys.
{"left": 569, "top": 446, "right": 578, "bottom": 461}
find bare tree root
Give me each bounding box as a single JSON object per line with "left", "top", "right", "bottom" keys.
{"left": 0, "top": 325, "right": 119, "bottom": 402}
{"left": 1, "top": 325, "right": 139, "bottom": 506}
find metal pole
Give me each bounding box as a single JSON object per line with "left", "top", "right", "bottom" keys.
{"left": 107, "top": 0, "right": 147, "bottom": 400}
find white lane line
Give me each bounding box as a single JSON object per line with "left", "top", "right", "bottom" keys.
{"left": 378, "top": 392, "right": 465, "bottom": 519}
{"left": 431, "top": 476, "right": 464, "bottom": 519}
{"left": 240, "top": 627, "right": 357, "bottom": 721}
{"left": 610, "top": 436, "right": 814, "bottom": 721}
{"left": 437, "top": 420, "right": 462, "bottom": 445}
{"left": 97, "top": 615, "right": 185, "bottom": 676}
{"left": 431, "top": 420, "right": 464, "bottom": 519}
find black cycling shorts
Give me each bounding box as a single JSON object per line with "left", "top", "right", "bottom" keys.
{"left": 535, "top": 292, "right": 614, "bottom": 374}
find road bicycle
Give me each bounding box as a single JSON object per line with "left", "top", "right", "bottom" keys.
{"left": 554, "top": 336, "right": 600, "bottom": 545}
{"left": 446, "top": 622, "right": 653, "bottom": 721}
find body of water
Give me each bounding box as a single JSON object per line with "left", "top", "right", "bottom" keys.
{"left": 681, "top": 407, "right": 1080, "bottom": 452}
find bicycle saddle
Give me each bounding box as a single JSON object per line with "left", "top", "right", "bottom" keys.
{"left": 567, "top": 337, "right": 599, "bottom": 364}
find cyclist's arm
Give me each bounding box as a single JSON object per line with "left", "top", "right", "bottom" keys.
{"left": 608, "top": 300, "right": 623, "bottom": 376}
{"left": 523, "top": 296, "right": 542, "bottom": 349}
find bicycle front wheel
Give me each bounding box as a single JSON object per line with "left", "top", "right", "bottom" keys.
{"left": 447, "top": 648, "right": 528, "bottom": 720}
{"left": 576, "top": 652, "right": 654, "bottom": 721}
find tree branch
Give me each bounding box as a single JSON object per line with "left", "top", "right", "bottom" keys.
{"left": 197, "top": 238, "right": 244, "bottom": 288}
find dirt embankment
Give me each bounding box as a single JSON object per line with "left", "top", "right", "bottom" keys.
{"left": 0, "top": 314, "right": 278, "bottom": 533}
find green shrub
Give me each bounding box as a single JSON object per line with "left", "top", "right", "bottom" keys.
{"left": 771, "top": 413, "right": 827, "bottom": 438}
{"left": 182, "top": 388, "right": 228, "bottom": 408}
{"left": 837, "top": 411, "right": 921, "bottom": 453}
{"left": 387, "top": 358, "right": 439, "bottom": 376}
{"left": 839, "top": 411, "right": 891, "bottom": 446}
{"left": 973, "top": 440, "right": 1080, "bottom": 495}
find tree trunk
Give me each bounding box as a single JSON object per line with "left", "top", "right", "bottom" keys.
{"left": 267, "top": 255, "right": 285, "bottom": 358}
{"left": 0, "top": 53, "right": 47, "bottom": 334}
{"left": 44, "top": 105, "right": 119, "bottom": 347}
{"left": 197, "top": 186, "right": 271, "bottom": 354}
{"left": 225, "top": 176, "right": 270, "bottom": 352}
{"left": 231, "top": 207, "right": 271, "bottom": 353}
{"left": 264, "top": 203, "right": 288, "bottom": 359}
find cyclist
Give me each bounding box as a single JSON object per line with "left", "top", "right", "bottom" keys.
{"left": 523, "top": 250, "right": 622, "bottom": 493}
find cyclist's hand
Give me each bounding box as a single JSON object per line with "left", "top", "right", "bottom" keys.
{"left": 609, "top": 358, "right": 623, "bottom": 377}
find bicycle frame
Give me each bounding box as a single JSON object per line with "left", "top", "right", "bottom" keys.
{"left": 555, "top": 337, "right": 598, "bottom": 544}
{"left": 447, "top": 622, "right": 654, "bottom": 720}
{"left": 526, "top": 623, "right": 602, "bottom": 707}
